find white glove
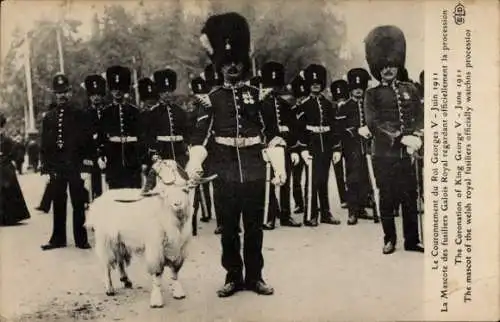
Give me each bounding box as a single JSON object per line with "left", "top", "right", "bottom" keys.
{"left": 272, "top": 171, "right": 287, "bottom": 186}
{"left": 262, "top": 149, "right": 270, "bottom": 163}
{"left": 291, "top": 152, "right": 299, "bottom": 165}
{"left": 332, "top": 152, "right": 342, "bottom": 164}
{"left": 185, "top": 146, "right": 208, "bottom": 181}
{"left": 41, "top": 174, "right": 50, "bottom": 184}
{"left": 406, "top": 146, "right": 416, "bottom": 155}
{"left": 80, "top": 172, "right": 90, "bottom": 180}
{"left": 98, "top": 157, "right": 107, "bottom": 170}
{"left": 401, "top": 135, "right": 422, "bottom": 151}
{"left": 300, "top": 150, "right": 312, "bottom": 165}
{"left": 358, "top": 126, "right": 372, "bottom": 139}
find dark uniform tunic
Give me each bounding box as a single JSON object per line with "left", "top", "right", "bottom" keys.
{"left": 99, "top": 102, "right": 143, "bottom": 189}
{"left": 190, "top": 83, "right": 280, "bottom": 285}
{"left": 336, "top": 97, "right": 371, "bottom": 216}
{"left": 141, "top": 101, "right": 189, "bottom": 167}
{"left": 295, "top": 94, "right": 341, "bottom": 220}
{"left": 260, "top": 89, "right": 298, "bottom": 223}
{"left": 40, "top": 102, "right": 91, "bottom": 246}
{"left": 364, "top": 80, "right": 423, "bottom": 246}
{"left": 83, "top": 103, "right": 106, "bottom": 199}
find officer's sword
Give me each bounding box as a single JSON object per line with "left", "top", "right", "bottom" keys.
{"left": 263, "top": 159, "right": 272, "bottom": 225}
{"left": 414, "top": 154, "right": 424, "bottom": 243}
{"left": 365, "top": 153, "right": 381, "bottom": 223}
{"left": 199, "top": 183, "right": 210, "bottom": 220}
{"left": 306, "top": 156, "right": 313, "bottom": 222}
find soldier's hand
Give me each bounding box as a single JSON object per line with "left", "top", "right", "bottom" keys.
{"left": 97, "top": 157, "right": 107, "bottom": 170}
{"left": 272, "top": 171, "right": 287, "bottom": 186}
{"left": 406, "top": 146, "right": 416, "bottom": 155}
{"left": 80, "top": 172, "right": 90, "bottom": 180}
{"left": 261, "top": 149, "right": 270, "bottom": 163}
{"left": 332, "top": 152, "right": 342, "bottom": 164}
{"left": 185, "top": 161, "right": 203, "bottom": 183}
{"left": 401, "top": 135, "right": 422, "bottom": 151}
{"left": 300, "top": 150, "right": 312, "bottom": 165}
{"left": 291, "top": 153, "right": 300, "bottom": 165}
{"left": 358, "top": 126, "right": 372, "bottom": 139}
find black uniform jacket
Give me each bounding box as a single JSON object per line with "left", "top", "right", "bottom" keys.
{"left": 190, "top": 83, "right": 282, "bottom": 183}
{"left": 364, "top": 80, "right": 423, "bottom": 158}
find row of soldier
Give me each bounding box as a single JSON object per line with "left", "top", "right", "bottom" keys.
{"left": 38, "top": 61, "right": 423, "bottom": 252}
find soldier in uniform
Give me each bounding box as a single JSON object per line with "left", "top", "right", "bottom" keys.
{"left": 329, "top": 80, "right": 349, "bottom": 208}
{"left": 295, "top": 64, "right": 342, "bottom": 227}
{"left": 364, "top": 26, "right": 424, "bottom": 254}
{"left": 336, "top": 68, "right": 373, "bottom": 225}
{"left": 40, "top": 73, "right": 92, "bottom": 250}
{"left": 83, "top": 74, "right": 107, "bottom": 199}
{"left": 288, "top": 75, "right": 309, "bottom": 214}
{"left": 98, "top": 65, "right": 143, "bottom": 189}
{"left": 140, "top": 69, "right": 188, "bottom": 194}
{"left": 187, "top": 12, "right": 287, "bottom": 297}
{"left": 259, "top": 61, "right": 302, "bottom": 229}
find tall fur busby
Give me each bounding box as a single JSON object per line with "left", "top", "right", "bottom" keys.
{"left": 106, "top": 66, "right": 131, "bottom": 92}
{"left": 153, "top": 69, "right": 177, "bottom": 93}
{"left": 249, "top": 75, "right": 262, "bottom": 88}
{"left": 304, "top": 64, "right": 327, "bottom": 90}
{"left": 52, "top": 73, "right": 71, "bottom": 93}
{"left": 84, "top": 74, "right": 106, "bottom": 96}
{"left": 330, "top": 79, "right": 349, "bottom": 101}
{"left": 190, "top": 76, "right": 210, "bottom": 95}
{"left": 346, "top": 68, "right": 371, "bottom": 91}
{"left": 364, "top": 25, "right": 406, "bottom": 81}
{"left": 138, "top": 77, "right": 158, "bottom": 101}
{"left": 289, "top": 75, "right": 310, "bottom": 98}
{"left": 200, "top": 12, "right": 251, "bottom": 73}
{"left": 261, "top": 61, "right": 285, "bottom": 88}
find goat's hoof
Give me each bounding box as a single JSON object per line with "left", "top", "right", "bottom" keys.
{"left": 105, "top": 290, "right": 116, "bottom": 296}
{"left": 173, "top": 293, "right": 186, "bottom": 300}
{"left": 120, "top": 277, "right": 133, "bottom": 288}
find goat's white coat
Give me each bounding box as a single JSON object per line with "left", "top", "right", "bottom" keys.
{"left": 85, "top": 161, "right": 195, "bottom": 308}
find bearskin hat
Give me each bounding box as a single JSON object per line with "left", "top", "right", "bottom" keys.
{"left": 138, "top": 77, "right": 158, "bottom": 101}
{"left": 289, "top": 75, "right": 310, "bottom": 98}
{"left": 261, "top": 61, "right": 285, "bottom": 88}
{"left": 52, "top": 73, "right": 71, "bottom": 93}
{"left": 364, "top": 25, "right": 406, "bottom": 81}
{"left": 304, "top": 64, "right": 327, "bottom": 90}
{"left": 330, "top": 79, "right": 349, "bottom": 101}
{"left": 190, "top": 76, "right": 210, "bottom": 94}
{"left": 153, "top": 69, "right": 177, "bottom": 93}
{"left": 200, "top": 12, "right": 251, "bottom": 73}
{"left": 346, "top": 68, "right": 371, "bottom": 91}
{"left": 249, "top": 75, "right": 262, "bottom": 88}
{"left": 106, "top": 66, "right": 131, "bottom": 92}
{"left": 84, "top": 74, "right": 106, "bottom": 96}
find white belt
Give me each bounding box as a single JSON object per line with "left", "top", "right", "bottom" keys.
{"left": 215, "top": 136, "right": 262, "bottom": 147}
{"left": 157, "top": 135, "right": 183, "bottom": 142}
{"left": 278, "top": 125, "right": 290, "bottom": 133}
{"left": 306, "top": 125, "right": 331, "bottom": 133}
{"left": 108, "top": 136, "right": 138, "bottom": 143}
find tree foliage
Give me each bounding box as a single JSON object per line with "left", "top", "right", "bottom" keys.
{"left": 1, "top": 0, "right": 357, "bottom": 137}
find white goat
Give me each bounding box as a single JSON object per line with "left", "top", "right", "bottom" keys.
{"left": 85, "top": 160, "right": 207, "bottom": 308}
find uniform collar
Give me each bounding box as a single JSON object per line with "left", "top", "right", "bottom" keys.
{"left": 223, "top": 81, "right": 245, "bottom": 89}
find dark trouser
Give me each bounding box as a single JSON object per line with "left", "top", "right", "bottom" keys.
{"left": 193, "top": 182, "right": 212, "bottom": 219}
{"left": 39, "top": 178, "right": 55, "bottom": 211}
{"left": 373, "top": 156, "right": 420, "bottom": 246}
{"left": 344, "top": 148, "right": 370, "bottom": 215}
{"left": 218, "top": 179, "right": 265, "bottom": 285}
{"left": 212, "top": 179, "right": 223, "bottom": 227}
{"left": 15, "top": 161, "right": 23, "bottom": 174}
{"left": 49, "top": 172, "right": 88, "bottom": 246}
{"left": 291, "top": 158, "right": 305, "bottom": 210}
{"left": 91, "top": 168, "right": 103, "bottom": 199}
{"left": 304, "top": 150, "right": 333, "bottom": 221}
{"left": 266, "top": 152, "right": 292, "bottom": 223}
{"left": 106, "top": 167, "right": 142, "bottom": 189}
{"left": 333, "top": 158, "right": 346, "bottom": 203}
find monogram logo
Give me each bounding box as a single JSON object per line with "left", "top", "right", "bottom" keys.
{"left": 272, "top": 71, "right": 276, "bottom": 79}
